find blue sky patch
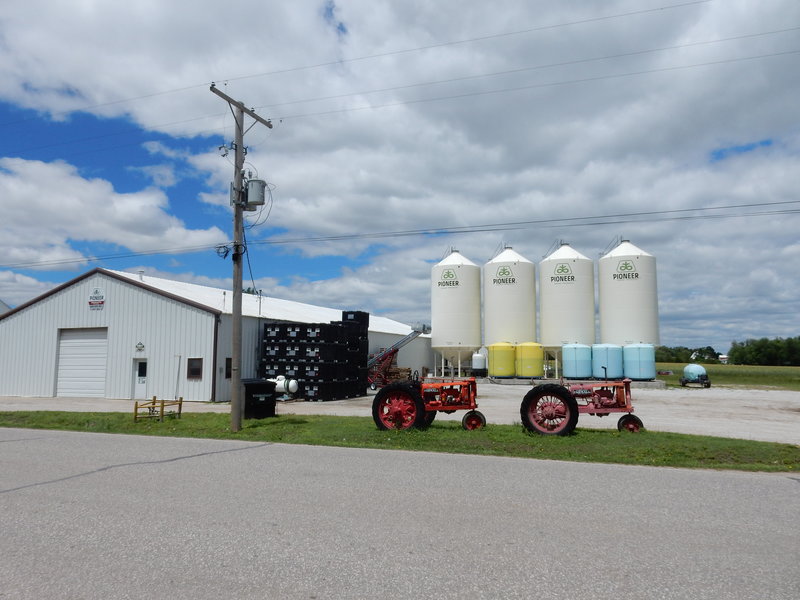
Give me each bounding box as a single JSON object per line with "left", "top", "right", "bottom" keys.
{"left": 710, "top": 139, "right": 772, "bottom": 162}
{"left": 322, "top": 0, "right": 348, "bottom": 36}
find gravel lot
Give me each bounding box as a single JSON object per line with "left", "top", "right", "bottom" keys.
{"left": 2, "top": 383, "right": 799, "bottom": 444}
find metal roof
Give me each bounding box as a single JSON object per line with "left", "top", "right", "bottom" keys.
{"left": 108, "top": 269, "right": 413, "bottom": 335}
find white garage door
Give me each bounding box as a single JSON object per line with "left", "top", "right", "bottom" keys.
{"left": 56, "top": 328, "right": 108, "bottom": 397}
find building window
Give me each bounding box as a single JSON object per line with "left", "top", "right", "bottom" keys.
{"left": 225, "top": 358, "right": 232, "bottom": 379}
{"left": 187, "top": 358, "right": 203, "bottom": 380}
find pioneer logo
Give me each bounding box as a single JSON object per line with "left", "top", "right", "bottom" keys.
{"left": 493, "top": 265, "right": 516, "bottom": 285}
{"left": 438, "top": 268, "right": 459, "bottom": 287}
{"left": 550, "top": 263, "right": 575, "bottom": 283}
{"left": 613, "top": 260, "right": 639, "bottom": 280}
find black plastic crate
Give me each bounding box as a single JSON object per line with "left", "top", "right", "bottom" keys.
{"left": 262, "top": 344, "right": 282, "bottom": 358}
{"left": 303, "top": 343, "right": 346, "bottom": 362}
{"left": 303, "top": 381, "right": 336, "bottom": 402}
{"left": 301, "top": 362, "right": 340, "bottom": 380}
{"left": 342, "top": 310, "right": 370, "bottom": 328}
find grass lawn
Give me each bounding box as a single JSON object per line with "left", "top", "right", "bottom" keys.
{"left": 657, "top": 363, "right": 800, "bottom": 391}
{"left": 1, "top": 411, "right": 797, "bottom": 472}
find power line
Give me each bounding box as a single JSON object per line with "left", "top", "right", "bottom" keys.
{"left": 274, "top": 49, "right": 799, "bottom": 121}
{"left": 258, "top": 27, "right": 799, "bottom": 112}
{"left": 0, "top": 0, "right": 715, "bottom": 128}
{"left": 2, "top": 199, "right": 796, "bottom": 270}
{"left": 10, "top": 42, "right": 797, "bottom": 158}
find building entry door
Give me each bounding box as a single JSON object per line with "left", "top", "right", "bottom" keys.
{"left": 133, "top": 359, "right": 148, "bottom": 399}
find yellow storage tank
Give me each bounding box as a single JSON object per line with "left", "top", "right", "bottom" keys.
{"left": 488, "top": 342, "right": 516, "bottom": 377}
{"left": 515, "top": 342, "right": 544, "bottom": 378}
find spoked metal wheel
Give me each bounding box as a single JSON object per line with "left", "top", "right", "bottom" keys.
{"left": 372, "top": 383, "right": 426, "bottom": 430}
{"left": 461, "top": 410, "right": 486, "bottom": 431}
{"left": 520, "top": 384, "right": 579, "bottom": 436}
{"left": 617, "top": 414, "right": 644, "bottom": 433}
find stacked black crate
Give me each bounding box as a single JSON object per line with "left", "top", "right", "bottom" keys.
{"left": 300, "top": 322, "right": 345, "bottom": 401}
{"left": 258, "top": 318, "right": 369, "bottom": 401}
{"left": 340, "top": 311, "right": 369, "bottom": 398}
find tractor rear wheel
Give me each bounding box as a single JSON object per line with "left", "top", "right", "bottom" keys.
{"left": 617, "top": 414, "right": 644, "bottom": 433}
{"left": 423, "top": 410, "right": 437, "bottom": 427}
{"left": 520, "top": 384, "right": 579, "bottom": 436}
{"left": 372, "top": 382, "right": 426, "bottom": 430}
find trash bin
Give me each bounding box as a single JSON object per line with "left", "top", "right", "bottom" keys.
{"left": 241, "top": 378, "right": 278, "bottom": 419}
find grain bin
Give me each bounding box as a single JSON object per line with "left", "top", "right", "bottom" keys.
{"left": 431, "top": 249, "right": 481, "bottom": 366}
{"left": 539, "top": 243, "right": 596, "bottom": 347}
{"left": 591, "top": 344, "right": 624, "bottom": 379}
{"left": 483, "top": 247, "right": 536, "bottom": 346}
{"left": 516, "top": 342, "right": 544, "bottom": 378}
{"left": 598, "top": 240, "right": 659, "bottom": 346}
{"left": 624, "top": 344, "right": 656, "bottom": 380}
{"left": 562, "top": 343, "right": 592, "bottom": 379}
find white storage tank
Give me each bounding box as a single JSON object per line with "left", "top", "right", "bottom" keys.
{"left": 431, "top": 249, "right": 481, "bottom": 366}
{"left": 483, "top": 247, "right": 536, "bottom": 346}
{"left": 539, "top": 243, "right": 596, "bottom": 347}
{"left": 598, "top": 240, "right": 660, "bottom": 346}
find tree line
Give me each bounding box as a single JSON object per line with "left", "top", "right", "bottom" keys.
{"left": 727, "top": 337, "right": 800, "bottom": 366}
{"left": 655, "top": 346, "right": 720, "bottom": 364}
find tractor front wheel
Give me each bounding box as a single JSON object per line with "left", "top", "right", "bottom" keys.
{"left": 617, "top": 414, "right": 644, "bottom": 433}
{"left": 462, "top": 410, "right": 486, "bottom": 430}
{"left": 372, "top": 383, "right": 426, "bottom": 430}
{"left": 520, "top": 384, "right": 579, "bottom": 436}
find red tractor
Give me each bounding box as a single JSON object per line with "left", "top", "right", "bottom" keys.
{"left": 520, "top": 379, "right": 643, "bottom": 435}
{"left": 372, "top": 378, "right": 486, "bottom": 431}
{"left": 372, "top": 377, "right": 643, "bottom": 435}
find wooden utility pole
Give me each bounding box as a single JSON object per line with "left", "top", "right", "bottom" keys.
{"left": 210, "top": 83, "right": 272, "bottom": 432}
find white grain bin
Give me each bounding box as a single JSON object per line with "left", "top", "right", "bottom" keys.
{"left": 483, "top": 247, "right": 536, "bottom": 346}
{"left": 431, "top": 249, "right": 481, "bottom": 366}
{"left": 598, "top": 240, "right": 660, "bottom": 346}
{"left": 539, "top": 243, "right": 596, "bottom": 347}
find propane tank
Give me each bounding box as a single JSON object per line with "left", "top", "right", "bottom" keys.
{"left": 268, "top": 376, "right": 299, "bottom": 395}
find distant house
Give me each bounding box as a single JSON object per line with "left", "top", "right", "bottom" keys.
{"left": 0, "top": 268, "right": 432, "bottom": 402}
{"left": 0, "top": 299, "right": 10, "bottom": 314}
{"left": 718, "top": 355, "right": 729, "bottom": 364}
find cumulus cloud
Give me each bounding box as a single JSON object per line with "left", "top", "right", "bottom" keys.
{"left": 0, "top": 157, "right": 228, "bottom": 264}
{"left": 0, "top": 0, "right": 798, "bottom": 352}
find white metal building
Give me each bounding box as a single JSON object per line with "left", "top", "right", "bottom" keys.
{"left": 0, "top": 268, "right": 431, "bottom": 402}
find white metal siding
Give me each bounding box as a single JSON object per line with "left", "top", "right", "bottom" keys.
{"left": 0, "top": 272, "right": 218, "bottom": 401}
{"left": 56, "top": 328, "right": 108, "bottom": 397}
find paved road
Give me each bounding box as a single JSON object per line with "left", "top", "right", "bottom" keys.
{"left": 2, "top": 428, "right": 798, "bottom": 599}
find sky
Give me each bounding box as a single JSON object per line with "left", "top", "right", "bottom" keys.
{"left": 0, "top": 0, "right": 798, "bottom": 355}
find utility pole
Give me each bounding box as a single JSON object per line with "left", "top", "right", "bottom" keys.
{"left": 210, "top": 83, "right": 272, "bottom": 432}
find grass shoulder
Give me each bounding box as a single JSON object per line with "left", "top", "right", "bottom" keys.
{"left": 1, "top": 411, "right": 797, "bottom": 472}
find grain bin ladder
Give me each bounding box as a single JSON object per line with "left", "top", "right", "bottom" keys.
{"left": 367, "top": 330, "right": 423, "bottom": 389}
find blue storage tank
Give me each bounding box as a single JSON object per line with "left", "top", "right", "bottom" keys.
{"left": 592, "top": 344, "right": 623, "bottom": 379}
{"left": 623, "top": 344, "right": 656, "bottom": 380}
{"left": 683, "top": 363, "right": 707, "bottom": 381}
{"left": 562, "top": 344, "right": 592, "bottom": 379}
